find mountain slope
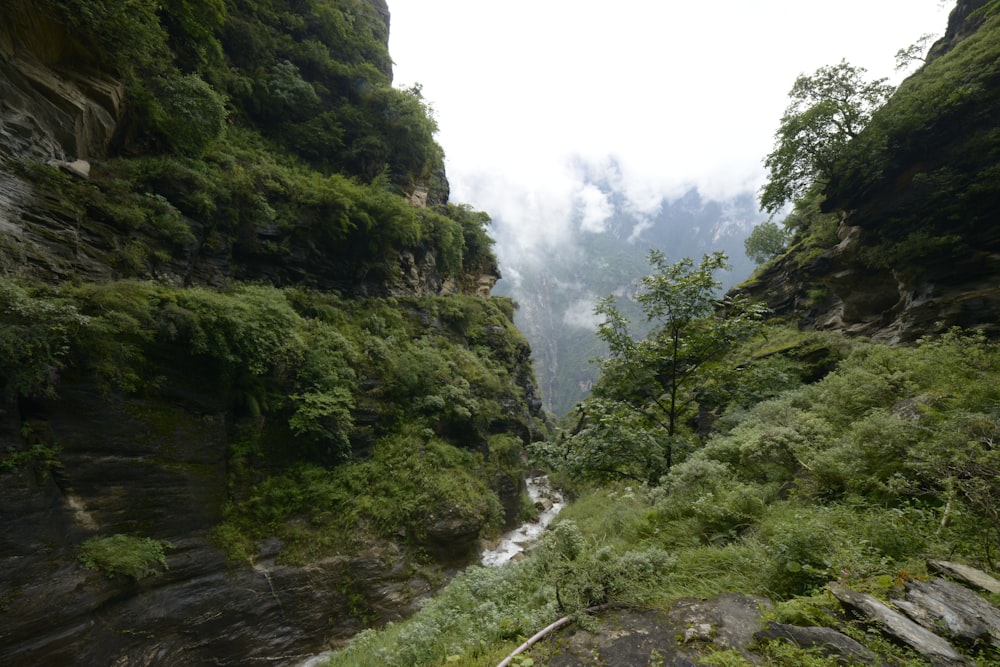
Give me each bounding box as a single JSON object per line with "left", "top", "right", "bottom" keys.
{"left": 739, "top": 0, "right": 1000, "bottom": 342}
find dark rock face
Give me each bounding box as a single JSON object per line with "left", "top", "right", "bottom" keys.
{"left": 531, "top": 595, "right": 773, "bottom": 666}
{"left": 0, "top": 0, "right": 124, "bottom": 162}
{"left": 0, "top": 371, "right": 442, "bottom": 666}
{"left": 754, "top": 623, "right": 875, "bottom": 664}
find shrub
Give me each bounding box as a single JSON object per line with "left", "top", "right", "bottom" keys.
{"left": 0, "top": 279, "right": 90, "bottom": 398}
{"left": 151, "top": 74, "right": 228, "bottom": 157}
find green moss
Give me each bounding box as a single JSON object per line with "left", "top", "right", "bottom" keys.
{"left": 78, "top": 534, "right": 172, "bottom": 580}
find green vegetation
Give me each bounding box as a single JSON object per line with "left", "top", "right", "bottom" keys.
{"left": 2, "top": 3, "right": 537, "bottom": 650}
{"left": 78, "top": 534, "right": 172, "bottom": 580}
{"left": 539, "top": 252, "right": 767, "bottom": 483}
{"left": 743, "top": 220, "right": 789, "bottom": 265}
{"left": 25, "top": 0, "right": 484, "bottom": 289}
{"left": 5, "top": 2, "right": 999, "bottom": 666}
{"left": 320, "top": 329, "right": 1000, "bottom": 666}
{"left": 760, "top": 60, "right": 894, "bottom": 215}
{"left": 0, "top": 274, "right": 538, "bottom": 563}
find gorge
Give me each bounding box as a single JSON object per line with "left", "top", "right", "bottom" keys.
{"left": 4, "top": 0, "right": 1000, "bottom": 665}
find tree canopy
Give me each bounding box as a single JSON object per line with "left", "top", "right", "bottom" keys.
{"left": 550, "top": 251, "right": 768, "bottom": 484}
{"left": 759, "top": 61, "right": 894, "bottom": 215}
{"left": 744, "top": 220, "right": 790, "bottom": 265}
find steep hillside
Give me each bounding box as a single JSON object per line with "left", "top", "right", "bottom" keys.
{"left": 0, "top": 1, "right": 546, "bottom": 664}
{"left": 738, "top": 0, "right": 1000, "bottom": 343}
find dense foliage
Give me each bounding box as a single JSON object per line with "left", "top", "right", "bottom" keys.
{"left": 539, "top": 252, "right": 767, "bottom": 484}
{"left": 760, "top": 61, "right": 894, "bottom": 215}
{"left": 743, "top": 220, "right": 790, "bottom": 265}
{"left": 821, "top": 7, "right": 1000, "bottom": 268}
{"left": 0, "top": 275, "right": 539, "bottom": 562}
{"left": 29, "top": 0, "right": 479, "bottom": 288}
{"left": 322, "top": 329, "right": 1000, "bottom": 666}
{"left": 42, "top": 0, "right": 436, "bottom": 185}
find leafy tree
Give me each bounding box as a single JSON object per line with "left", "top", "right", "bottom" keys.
{"left": 560, "top": 252, "right": 767, "bottom": 483}
{"left": 744, "top": 220, "right": 790, "bottom": 265}
{"left": 151, "top": 73, "right": 228, "bottom": 156}
{"left": 760, "top": 61, "right": 894, "bottom": 215}
{"left": 895, "top": 33, "right": 937, "bottom": 72}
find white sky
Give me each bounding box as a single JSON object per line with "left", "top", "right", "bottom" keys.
{"left": 388, "top": 1, "right": 954, "bottom": 252}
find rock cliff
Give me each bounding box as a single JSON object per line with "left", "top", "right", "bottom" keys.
{"left": 739, "top": 0, "right": 1000, "bottom": 343}
{"left": 0, "top": 2, "right": 540, "bottom": 665}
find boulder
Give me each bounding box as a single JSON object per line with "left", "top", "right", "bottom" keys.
{"left": 531, "top": 594, "right": 773, "bottom": 666}
{"left": 896, "top": 578, "right": 1000, "bottom": 649}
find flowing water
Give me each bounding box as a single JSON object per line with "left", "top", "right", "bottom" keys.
{"left": 295, "top": 476, "right": 563, "bottom": 666}
{"left": 480, "top": 475, "right": 565, "bottom": 567}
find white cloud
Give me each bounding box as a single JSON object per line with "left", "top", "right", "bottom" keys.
{"left": 390, "top": 0, "right": 955, "bottom": 262}
{"left": 563, "top": 296, "right": 603, "bottom": 331}
{"left": 576, "top": 183, "right": 614, "bottom": 234}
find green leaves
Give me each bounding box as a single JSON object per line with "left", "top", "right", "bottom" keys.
{"left": 78, "top": 534, "right": 171, "bottom": 580}
{"left": 557, "top": 252, "right": 767, "bottom": 483}
{"left": 0, "top": 279, "right": 90, "bottom": 399}
{"left": 760, "top": 60, "right": 894, "bottom": 215}
{"left": 744, "top": 221, "right": 790, "bottom": 265}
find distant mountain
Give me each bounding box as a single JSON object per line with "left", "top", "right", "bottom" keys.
{"left": 493, "top": 175, "right": 766, "bottom": 416}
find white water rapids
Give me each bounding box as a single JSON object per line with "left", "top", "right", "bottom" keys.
{"left": 480, "top": 475, "right": 565, "bottom": 566}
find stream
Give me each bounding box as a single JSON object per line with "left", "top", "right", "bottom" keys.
{"left": 296, "top": 476, "right": 564, "bottom": 666}
{"left": 480, "top": 475, "right": 565, "bottom": 566}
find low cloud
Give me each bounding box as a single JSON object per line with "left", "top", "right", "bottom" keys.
{"left": 563, "top": 296, "right": 603, "bottom": 331}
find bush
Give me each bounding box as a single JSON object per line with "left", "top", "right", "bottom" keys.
{"left": 151, "top": 74, "right": 228, "bottom": 156}
{"left": 0, "top": 279, "right": 90, "bottom": 398}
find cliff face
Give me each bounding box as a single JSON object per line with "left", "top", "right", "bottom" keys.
{"left": 0, "top": 0, "right": 489, "bottom": 296}
{"left": 740, "top": 0, "right": 1000, "bottom": 343}
{"left": 0, "top": 2, "right": 538, "bottom": 665}
{"left": 2, "top": 377, "right": 432, "bottom": 665}
{"left": 0, "top": 0, "right": 124, "bottom": 161}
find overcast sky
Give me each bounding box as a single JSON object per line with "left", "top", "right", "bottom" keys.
{"left": 388, "top": 1, "right": 954, "bottom": 253}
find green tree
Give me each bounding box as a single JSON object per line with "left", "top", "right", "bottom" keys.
{"left": 895, "top": 33, "right": 937, "bottom": 72}
{"left": 760, "top": 61, "right": 894, "bottom": 215}
{"left": 744, "top": 220, "right": 790, "bottom": 265}
{"left": 561, "top": 252, "right": 767, "bottom": 483}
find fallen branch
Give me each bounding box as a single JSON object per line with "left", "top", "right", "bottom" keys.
{"left": 495, "top": 604, "right": 612, "bottom": 667}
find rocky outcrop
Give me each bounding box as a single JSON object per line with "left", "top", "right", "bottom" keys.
{"left": 738, "top": 219, "right": 1000, "bottom": 343}
{"left": 0, "top": 367, "right": 462, "bottom": 665}
{"left": 513, "top": 562, "right": 1000, "bottom": 666}
{"left": 525, "top": 596, "right": 773, "bottom": 666}
{"left": 739, "top": 0, "right": 1000, "bottom": 343}
{"left": 0, "top": 0, "right": 124, "bottom": 162}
